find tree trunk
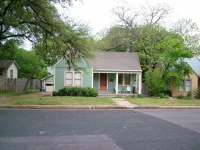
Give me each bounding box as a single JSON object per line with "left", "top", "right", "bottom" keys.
{"left": 23, "top": 55, "right": 43, "bottom": 91}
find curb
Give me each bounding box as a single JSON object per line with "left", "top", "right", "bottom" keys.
{"left": 1, "top": 105, "right": 200, "bottom": 110}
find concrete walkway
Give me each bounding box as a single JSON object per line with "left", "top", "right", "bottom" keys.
{"left": 112, "top": 98, "right": 137, "bottom": 108}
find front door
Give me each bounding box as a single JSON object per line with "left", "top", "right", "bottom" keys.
{"left": 100, "top": 73, "right": 107, "bottom": 90}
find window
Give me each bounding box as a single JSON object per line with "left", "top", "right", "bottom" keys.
{"left": 118, "top": 74, "right": 131, "bottom": 85}
{"left": 65, "top": 72, "right": 82, "bottom": 86}
{"left": 65, "top": 72, "right": 73, "bottom": 86}
{"left": 10, "top": 70, "right": 13, "bottom": 79}
{"left": 74, "top": 72, "right": 81, "bottom": 86}
{"left": 179, "top": 79, "right": 191, "bottom": 92}
{"left": 0, "top": 69, "right": 3, "bottom": 76}
{"left": 124, "top": 74, "right": 131, "bottom": 85}
{"left": 118, "top": 74, "right": 123, "bottom": 85}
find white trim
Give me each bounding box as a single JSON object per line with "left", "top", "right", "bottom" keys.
{"left": 64, "top": 71, "right": 83, "bottom": 87}
{"left": 93, "top": 71, "right": 142, "bottom": 74}
{"left": 116, "top": 73, "right": 118, "bottom": 94}
{"left": 53, "top": 57, "right": 64, "bottom": 67}
{"left": 91, "top": 67, "right": 93, "bottom": 88}
{"left": 138, "top": 73, "right": 142, "bottom": 94}
{"left": 93, "top": 69, "right": 142, "bottom": 72}
{"left": 53, "top": 67, "right": 56, "bottom": 91}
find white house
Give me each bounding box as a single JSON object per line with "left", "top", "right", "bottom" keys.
{"left": 0, "top": 60, "right": 20, "bottom": 79}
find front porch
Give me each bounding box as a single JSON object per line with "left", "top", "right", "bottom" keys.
{"left": 93, "top": 72, "right": 142, "bottom": 95}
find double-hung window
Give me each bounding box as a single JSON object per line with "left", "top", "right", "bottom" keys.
{"left": 65, "top": 72, "right": 82, "bottom": 86}
{"left": 179, "top": 79, "right": 192, "bottom": 92}
{"left": 118, "top": 74, "right": 131, "bottom": 86}
{"left": 10, "top": 70, "right": 13, "bottom": 79}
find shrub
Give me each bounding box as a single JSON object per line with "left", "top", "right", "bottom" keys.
{"left": 137, "top": 94, "right": 144, "bottom": 98}
{"left": 53, "top": 87, "right": 98, "bottom": 97}
{"left": 177, "top": 94, "right": 185, "bottom": 99}
{"left": 185, "top": 91, "right": 192, "bottom": 100}
{"left": 158, "top": 93, "right": 169, "bottom": 99}
{"left": 193, "top": 88, "right": 200, "bottom": 99}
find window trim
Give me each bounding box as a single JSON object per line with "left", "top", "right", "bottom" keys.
{"left": 178, "top": 79, "right": 192, "bottom": 92}
{"left": 64, "top": 71, "right": 82, "bottom": 87}
{"left": 10, "top": 70, "right": 13, "bottom": 79}
{"left": 118, "top": 73, "right": 132, "bottom": 86}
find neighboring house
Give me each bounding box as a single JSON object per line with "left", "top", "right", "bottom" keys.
{"left": 0, "top": 60, "right": 20, "bottom": 79}
{"left": 170, "top": 58, "right": 200, "bottom": 97}
{"left": 52, "top": 52, "right": 142, "bottom": 94}
{"left": 0, "top": 60, "right": 20, "bottom": 91}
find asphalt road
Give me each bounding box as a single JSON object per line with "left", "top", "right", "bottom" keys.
{"left": 0, "top": 109, "right": 200, "bottom": 150}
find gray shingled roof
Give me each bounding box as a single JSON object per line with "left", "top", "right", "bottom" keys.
{"left": 88, "top": 52, "right": 142, "bottom": 71}
{"left": 184, "top": 58, "right": 200, "bottom": 77}
{"left": 0, "top": 60, "right": 19, "bottom": 69}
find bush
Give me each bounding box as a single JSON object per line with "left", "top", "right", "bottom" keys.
{"left": 177, "top": 94, "right": 185, "bottom": 99}
{"left": 193, "top": 88, "right": 200, "bottom": 99}
{"left": 137, "top": 94, "right": 144, "bottom": 98}
{"left": 158, "top": 93, "right": 169, "bottom": 99}
{"left": 53, "top": 87, "right": 98, "bottom": 97}
{"left": 185, "top": 91, "right": 192, "bottom": 100}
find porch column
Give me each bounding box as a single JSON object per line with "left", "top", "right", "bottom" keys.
{"left": 116, "top": 73, "right": 118, "bottom": 94}
{"left": 91, "top": 68, "right": 93, "bottom": 88}
{"left": 138, "top": 73, "right": 142, "bottom": 94}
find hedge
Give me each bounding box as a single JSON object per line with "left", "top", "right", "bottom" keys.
{"left": 52, "top": 87, "right": 98, "bottom": 97}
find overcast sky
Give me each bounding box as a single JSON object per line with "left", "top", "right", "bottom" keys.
{"left": 67, "top": 0, "right": 200, "bottom": 34}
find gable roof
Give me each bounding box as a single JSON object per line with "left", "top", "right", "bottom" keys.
{"left": 184, "top": 58, "right": 200, "bottom": 77}
{"left": 0, "top": 60, "right": 20, "bottom": 69}
{"left": 88, "top": 52, "right": 142, "bottom": 71}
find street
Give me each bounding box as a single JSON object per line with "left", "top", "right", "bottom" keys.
{"left": 0, "top": 109, "right": 200, "bottom": 150}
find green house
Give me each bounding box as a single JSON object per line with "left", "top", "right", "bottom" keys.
{"left": 53, "top": 52, "right": 142, "bottom": 94}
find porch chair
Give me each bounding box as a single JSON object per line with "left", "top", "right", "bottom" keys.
{"left": 126, "top": 86, "right": 131, "bottom": 93}
{"left": 115, "top": 86, "right": 121, "bottom": 93}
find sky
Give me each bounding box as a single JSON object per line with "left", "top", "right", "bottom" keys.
{"left": 67, "top": 0, "right": 200, "bottom": 34}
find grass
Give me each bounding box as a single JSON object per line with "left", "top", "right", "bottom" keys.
{"left": 0, "top": 96, "right": 116, "bottom": 106}
{"left": 126, "top": 97, "right": 200, "bottom": 106}
{"left": 1, "top": 91, "right": 200, "bottom": 106}
{"left": 0, "top": 90, "right": 39, "bottom": 97}
{"left": 0, "top": 91, "right": 23, "bottom": 96}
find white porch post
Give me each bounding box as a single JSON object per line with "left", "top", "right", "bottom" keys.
{"left": 91, "top": 68, "right": 93, "bottom": 88}
{"left": 138, "top": 73, "right": 142, "bottom": 94}
{"left": 116, "top": 73, "right": 118, "bottom": 94}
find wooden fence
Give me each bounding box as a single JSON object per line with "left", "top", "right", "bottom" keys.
{"left": 0, "top": 77, "right": 40, "bottom": 92}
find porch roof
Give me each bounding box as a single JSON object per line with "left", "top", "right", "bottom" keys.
{"left": 88, "top": 52, "right": 142, "bottom": 71}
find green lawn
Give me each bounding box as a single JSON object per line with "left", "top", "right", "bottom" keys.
{"left": 0, "top": 96, "right": 116, "bottom": 106}
{"left": 126, "top": 97, "right": 200, "bottom": 106}
{"left": 0, "top": 91, "right": 22, "bottom": 96}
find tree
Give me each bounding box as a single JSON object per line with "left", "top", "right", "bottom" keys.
{"left": 97, "top": 2, "right": 195, "bottom": 95}
{"left": 145, "top": 33, "right": 193, "bottom": 96}
{"left": 0, "top": 39, "right": 18, "bottom": 59}
{"left": 0, "top": 40, "right": 49, "bottom": 79}
{"left": 0, "top": 0, "right": 75, "bottom": 43}
{"left": 1, "top": 0, "right": 93, "bottom": 91}
{"left": 171, "top": 19, "right": 200, "bottom": 56}
{"left": 94, "top": 26, "right": 132, "bottom": 52}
